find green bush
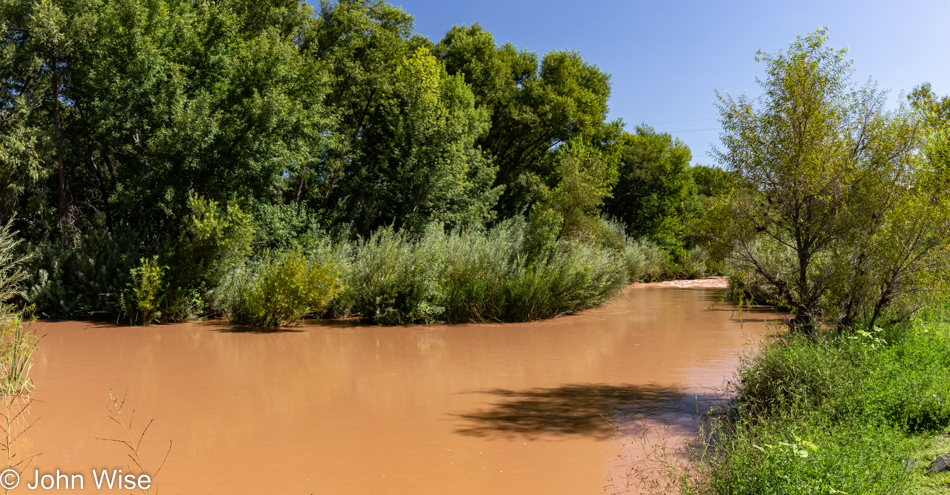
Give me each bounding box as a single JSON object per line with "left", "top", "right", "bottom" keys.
{"left": 120, "top": 256, "right": 166, "bottom": 325}
{"left": 502, "top": 241, "right": 625, "bottom": 321}
{"left": 693, "top": 420, "right": 913, "bottom": 495}
{"left": 212, "top": 248, "right": 342, "bottom": 327}
{"left": 346, "top": 226, "right": 446, "bottom": 325}
{"left": 689, "top": 316, "right": 950, "bottom": 494}
{"left": 438, "top": 220, "right": 524, "bottom": 322}
{"left": 339, "top": 219, "right": 628, "bottom": 324}
{"left": 24, "top": 230, "right": 137, "bottom": 318}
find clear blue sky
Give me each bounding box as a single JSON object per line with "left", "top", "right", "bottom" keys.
{"left": 314, "top": 1, "right": 950, "bottom": 166}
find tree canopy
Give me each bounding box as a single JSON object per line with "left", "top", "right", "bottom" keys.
{"left": 717, "top": 28, "right": 950, "bottom": 332}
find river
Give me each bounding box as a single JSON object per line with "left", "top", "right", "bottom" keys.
{"left": 20, "top": 279, "right": 773, "bottom": 494}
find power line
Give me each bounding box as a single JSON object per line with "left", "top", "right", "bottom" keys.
{"left": 662, "top": 127, "right": 720, "bottom": 133}
{"left": 648, "top": 118, "right": 719, "bottom": 125}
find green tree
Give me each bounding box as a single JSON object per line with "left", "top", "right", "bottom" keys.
{"left": 434, "top": 24, "right": 615, "bottom": 216}
{"left": 328, "top": 46, "right": 500, "bottom": 233}
{"left": 717, "top": 28, "right": 948, "bottom": 332}
{"left": 603, "top": 126, "right": 698, "bottom": 254}
{"left": 538, "top": 138, "right": 619, "bottom": 243}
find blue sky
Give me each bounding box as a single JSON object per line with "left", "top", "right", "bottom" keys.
{"left": 314, "top": 1, "right": 950, "bottom": 166}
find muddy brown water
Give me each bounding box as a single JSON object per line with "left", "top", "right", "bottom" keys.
{"left": 21, "top": 279, "right": 775, "bottom": 494}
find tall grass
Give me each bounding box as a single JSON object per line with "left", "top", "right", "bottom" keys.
{"left": 0, "top": 220, "right": 37, "bottom": 395}
{"left": 210, "top": 217, "right": 634, "bottom": 326}
{"left": 341, "top": 219, "right": 628, "bottom": 324}
{"left": 685, "top": 314, "right": 950, "bottom": 494}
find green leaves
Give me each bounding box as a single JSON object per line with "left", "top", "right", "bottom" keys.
{"left": 603, "top": 126, "right": 698, "bottom": 255}
{"left": 717, "top": 28, "right": 943, "bottom": 332}
{"left": 434, "top": 24, "right": 614, "bottom": 216}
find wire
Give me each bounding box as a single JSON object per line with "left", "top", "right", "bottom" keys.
{"left": 648, "top": 118, "right": 719, "bottom": 125}
{"left": 663, "top": 128, "right": 720, "bottom": 133}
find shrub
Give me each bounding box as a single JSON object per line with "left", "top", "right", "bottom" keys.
{"left": 692, "top": 420, "right": 913, "bottom": 495}
{"left": 212, "top": 248, "right": 342, "bottom": 327}
{"left": 690, "top": 316, "right": 950, "bottom": 494}
{"left": 502, "top": 241, "right": 626, "bottom": 321}
{"left": 438, "top": 220, "right": 523, "bottom": 322}
{"left": 346, "top": 226, "right": 445, "bottom": 325}
{"left": 340, "top": 219, "right": 628, "bottom": 324}
{"left": 24, "top": 230, "right": 137, "bottom": 318}
{"left": 638, "top": 239, "right": 672, "bottom": 282}
{"left": 0, "top": 220, "right": 38, "bottom": 395}
{"left": 120, "top": 256, "right": 166, "bottom": 325}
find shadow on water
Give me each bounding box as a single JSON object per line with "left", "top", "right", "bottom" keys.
{"left": 454, "top": 383, "right": 726, "bottom": 440}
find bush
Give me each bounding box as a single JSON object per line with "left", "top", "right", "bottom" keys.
{"left": 24, "top": 230, "right": 137, "bottom": 318}
{"left": 636, "top": 239, "right": 673, "bottom": 282}
{"left": 438, "top": 220, "right": 524, "bottom": 322}
{"left": 339, "top": 219, "right": 628, "bottom": 324}
{"left": 693, "top": 420, "right": 913, "bottom": 495}
{"left": 501, "top": 241, "right": 625, "bottom": 321}
{"left": 0, "top": 220, "right": 38, "bottom": 395}
{"left": 689, "top": 316, "right": 950, "bottom": 494}
{"left": 346, "top": 226, "right": 446, "bottom": 325}
{"left": 212, "top": 248, "right": 342, "bottom": 327}
{"left": 120, "top": 256, "right": 166, "bottom": 325}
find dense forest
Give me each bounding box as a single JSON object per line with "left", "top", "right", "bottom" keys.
{"left": 1, "top": 0, "right": 730, "bottom": 325}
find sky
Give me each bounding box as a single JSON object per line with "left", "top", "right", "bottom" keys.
{"left": 311, "top": 0, "right": 950, "bottom": 166}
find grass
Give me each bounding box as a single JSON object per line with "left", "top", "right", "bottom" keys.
{"left": 212, "top": 217, "right": 658, "bottom": 326}
{"left": 682, "top": 302, "right": 950, "bottom": 494}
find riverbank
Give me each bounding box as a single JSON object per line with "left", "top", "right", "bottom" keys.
{"left": 681, "top": 302, "right": 950, "bottom": 494}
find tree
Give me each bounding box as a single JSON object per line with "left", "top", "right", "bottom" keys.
{"left": 602, "top": 126, "right": 698, "bottom": 254}
{"left": 327, "top": 46, "right": 501, "bottom": 234}
{"left": 716, "top": 28, "right": 949, "bottom": 332}
{"left": 434, "top": 24, "right": 615, "bottom": 216}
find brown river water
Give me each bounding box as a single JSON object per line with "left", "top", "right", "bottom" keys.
{"left": 18, "top": 279, "right": 775, "bottom": 494}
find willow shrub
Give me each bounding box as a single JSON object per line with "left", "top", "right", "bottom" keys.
{"left": 212, "top": 248, "right": 341, "bottom": 327}
{"left": 342, "top": 219, "right": 627, "bottom": 325}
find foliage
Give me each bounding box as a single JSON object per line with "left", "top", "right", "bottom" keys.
{"left": 434, "top": 23, "right": 616, "bottom": 216}
{"left": 120, "top": 256, "right": 166, "bottom": 325}
{"left": 716, "top": 28, "right": 949, "bottom": 333}
{"left": 0, "top": 220, "right": 37, "bottom": 395}
{"left": 23, "top": 230, "right": 136, "bottom": 318}
{"left": 333, "top": 218, "right": 627, "bottom": 325}
{"left": 324, "top": 45, "right": 501, "bottom": 234}
{"left": 604, "top": 126, "right": 699, "bottom": 256}
{"left": 344, "top": 225, "right": 446, "bottom": 324}
{"left": 540, "top": 139, "right": 620, "bottom": 243}
{"left": 212, "top": 248, "right": 341, "bottom": 327}
{"left": 688, "top": 314, "right": 950, "bottom": 494}
{"left": 0, "top": 221, "right": 27, "bottom": 326}
{"left": 3, "top": 0, "right": 694, "bottom": 323}
{"left": 251, "top": 201, "right": 321, "bottom": 249}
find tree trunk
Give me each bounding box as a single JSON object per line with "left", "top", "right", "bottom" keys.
{"left": 53, "top": 51, "right": 68, "bottom": 243}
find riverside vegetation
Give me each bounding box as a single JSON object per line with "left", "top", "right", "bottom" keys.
{"left": 1, "top": 0, "right": 726, "bottom": 327}
{"left": 652, "top": 30, "right": 950, "bottom": 495}
{"left": 3, "top": 0, "right": 950, "bottom": 492}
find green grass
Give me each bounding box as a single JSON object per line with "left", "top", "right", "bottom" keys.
{"left": 686, "top": 306, "right": 950, "bottom": 494}
{"left": 338, "top": 219, "right": 628, "bottom": 324}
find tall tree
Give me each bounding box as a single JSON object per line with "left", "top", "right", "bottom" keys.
{"left": 603, "top": 126, "right": 698, "bottom": 254}
{"left": 717, "top": 28, "right": 947, "bottom": 332}
{"left": 434, "top": 24, "right": 614, "bottom": 216}
{"left": 331, "top": 46, "right": 500, "bottom": 233}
